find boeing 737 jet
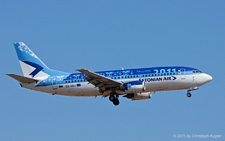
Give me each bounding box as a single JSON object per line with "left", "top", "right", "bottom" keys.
{"left": 7, "top": 42, "right": 212, "bottom": 106}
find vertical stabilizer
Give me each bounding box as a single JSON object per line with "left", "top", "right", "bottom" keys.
{"left": 14, "top": 42, "right": 51, "bottom": 80}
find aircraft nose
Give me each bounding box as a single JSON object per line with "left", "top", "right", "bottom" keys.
{"left": 204, "top": 73, "right": 213, "bottom": 83}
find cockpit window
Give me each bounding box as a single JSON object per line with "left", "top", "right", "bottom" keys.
{"left": 192, "top": 70, "right": 201, "bottom": 73}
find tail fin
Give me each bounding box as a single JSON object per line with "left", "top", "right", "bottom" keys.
{"left": 14, "top": 42, "right": 52, "bottom": 80}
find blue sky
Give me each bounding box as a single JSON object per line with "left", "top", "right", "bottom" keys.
{"left": 1, "top": 0, "right": 224, "bottom": 140}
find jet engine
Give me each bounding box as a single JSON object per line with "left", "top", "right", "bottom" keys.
{"left": 120, "top": 80, "right": 145, "bottom": 93}
{"left": 123, "top": 92, "right": 152, "bottom": 100}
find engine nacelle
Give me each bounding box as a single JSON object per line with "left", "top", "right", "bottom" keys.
{"left": 120, "top": 80, "right": 145, "bottom": 93}
{"left": 132, "top": 92, "right": 152, "bottom": 100}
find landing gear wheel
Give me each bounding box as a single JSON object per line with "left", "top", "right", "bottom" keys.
{"left": 187, "top": 92, "right": 191, "bottom": 98}
{"left": 113, "top": 98, "right": 120, "bottom": 106}
{"left": 109, "top": 94, "right": 120, "bottom": 106}
{"left": 109, "top": 95, "right": 115, "bottom": 102}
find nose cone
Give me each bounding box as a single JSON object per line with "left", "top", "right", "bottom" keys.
{"left": 202, "top": 73, "right": 213, "bottom": 84}
{"left": 205, "top": 74, "right": 213, "bottom": 82}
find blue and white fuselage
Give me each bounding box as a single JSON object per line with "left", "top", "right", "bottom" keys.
{"left": 7, "top": 42, "right": 212, "bottom": 106}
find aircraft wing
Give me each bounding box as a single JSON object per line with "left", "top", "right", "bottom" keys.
{"left": 77, "top": 69, "right": 122, "bottom": 92}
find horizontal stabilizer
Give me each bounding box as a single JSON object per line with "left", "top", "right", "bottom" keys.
{"left": 6, "top": 74, "right": 38, "bottom": 83}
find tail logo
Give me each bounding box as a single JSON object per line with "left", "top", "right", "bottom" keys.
{"left": 23, "top": 61, "right": 43, "bottom": 77}
{"left": 17, "top": 42, "right": 38, "bottom": 58}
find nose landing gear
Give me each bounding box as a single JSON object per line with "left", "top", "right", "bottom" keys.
{"left": 187, "top": 86, "right": 198, "bottom": 98}
{"left": 187, "top": 92, "right": 191, "bottom": 98}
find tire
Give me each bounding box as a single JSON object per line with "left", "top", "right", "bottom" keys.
{"left": 187, "top": 93, "right": 191, "bottom": 98}
{"left": 109, "top": 95, "right": 115, "bottom": 102}
{"left": 113, "top": 99, "right": 120, "bottom": 106}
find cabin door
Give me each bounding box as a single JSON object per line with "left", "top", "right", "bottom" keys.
{"left": 52, "top": 79, "right": 58, "bottom": 90}
{"left": 180, "top": 69, "right": 186, "bottom": 79}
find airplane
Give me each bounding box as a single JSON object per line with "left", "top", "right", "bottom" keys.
{"left": 7, "top": 42, "right": 212, "bottom": 106}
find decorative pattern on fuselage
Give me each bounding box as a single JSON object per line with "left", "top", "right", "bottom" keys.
{"left": 63, "top": 66, "right": 196, "bottom": 80}
{"left": 36, "top": 66, "right": 198, "bottom": 87}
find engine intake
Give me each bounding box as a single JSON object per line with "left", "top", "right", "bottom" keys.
{"left": 120, "top": 80, "right": 145, "bottom": 93}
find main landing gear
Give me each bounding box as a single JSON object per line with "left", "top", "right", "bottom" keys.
{"left": 109, "top": 95, "right": 120, "bottom": 106}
